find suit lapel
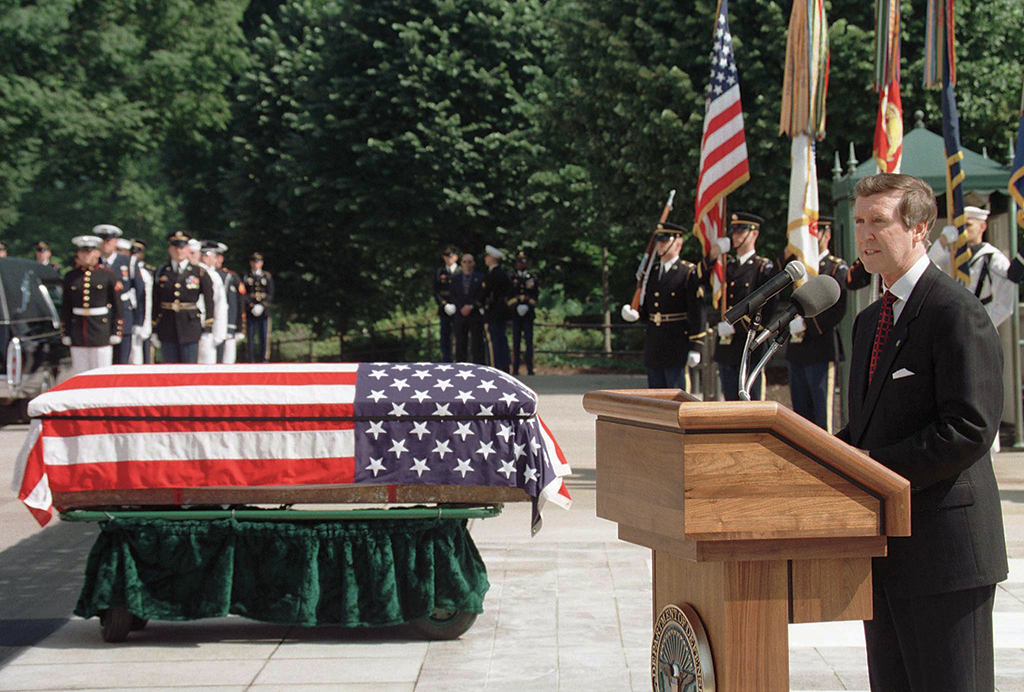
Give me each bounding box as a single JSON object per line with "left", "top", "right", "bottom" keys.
{"left": 852, "top": 264, "right": 939, "bottom": 447}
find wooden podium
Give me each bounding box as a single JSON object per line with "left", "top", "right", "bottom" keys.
{"left": 582, "top": 389, "right": 911, "bottom": 691}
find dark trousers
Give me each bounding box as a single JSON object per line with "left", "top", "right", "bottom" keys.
{"left": 485, "top": 320, "right": 510, "bottom": 373}
{"left": 512, "top": 317, "right": 534, "bottom": 374}
{"left": 439, "top": 314, "right": 454, "bottom": 362}
{"left": 646, "top": 366, "right": 685, "bottom": 390}
{"left": 718, "top": 363, "right": 763, "bottom": 401}
{"left": 865, "top": 580, "right": 996, "bottom": 692}
{"left": 161, "top": 341, "right": 199, "bottom": 364}
{"left": 454, "top": 314, "right": 484, "bottom": 364}
{"left": 142, "top": 338, "right": 152, "bottom": 364}
{"left": 787, "top": 361, "right": 834, "bottom": 432}
{"left": 113, "top": 313, "right": 134, "bottom": 364}
{"left": 247, "top": 315, "right": 270, "bottom": 363}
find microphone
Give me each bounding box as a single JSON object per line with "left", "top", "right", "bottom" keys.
{"left": 753, "top": 274, "right": 841, "bottom": 347}
{"left": 723, "top": 260, "right": 806, "bottom": 325}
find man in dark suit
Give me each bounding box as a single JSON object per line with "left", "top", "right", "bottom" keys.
{"left": 509, "top": 250, "right": 539, "bottom": 376}
{"left": 481, "top": 244, "right": 512, "bottom": 373}
{"left": 433, "top": 246, "right": 459, "bottom": 362}
{"left": 837, "top": 173, "right": 1007, "bottom": 691}
{"left": 151, "top": 231, "right": 215, "bottom": 363}
{"left": 451, "top": 253, "right": 486, "bottom": 364}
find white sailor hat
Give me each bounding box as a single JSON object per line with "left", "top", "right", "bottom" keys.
{"left": 216, "top": 242, "right": 228, "bottom": 254}
{"left": 116, "top": 238, "right": 132, "bottom": 251}
{"left": 484, "top": 244, "right": 504, "bottom": 260}
{"left": 72, "top": 235, "right": 103, "bottom": 249}
{"left": 187, "top": 238, "right": 202, "bottom": 251}
{"left": 201, "top": 240, "right": 221, "bottom": 254}
{"left": 92, "top": 224, "right": 123, "bottom": 239}
{"left": 964, "top": 206, "right": 991, "bottom": 221}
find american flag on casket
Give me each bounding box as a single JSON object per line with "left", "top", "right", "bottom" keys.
{"left": 13, "top": 363, "right": 572, "bottom": 531}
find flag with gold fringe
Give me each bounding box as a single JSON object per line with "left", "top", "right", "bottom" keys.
{"left": 780, "top": 0, "right": 830, "bottom": 281}
{"left": 873, "top": 0, "right": 903, "bottom": 173}
{"left": 1011, "top": 77, "right": 1024, "bottom": 229}
{"left": 925, "top": 0, "right": 970, "bottom": 285}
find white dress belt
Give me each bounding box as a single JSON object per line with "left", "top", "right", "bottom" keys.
{"left": 72, "top": 307, "right": 109, "bottom": 316}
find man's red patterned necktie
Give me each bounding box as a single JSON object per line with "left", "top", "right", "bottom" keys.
{"left": 868, "top": 291, "right": 897, "bottom": 386}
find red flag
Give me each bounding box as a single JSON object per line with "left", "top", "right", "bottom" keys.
{"left": 873, "top": 81, "right": 903, "bottom": 173}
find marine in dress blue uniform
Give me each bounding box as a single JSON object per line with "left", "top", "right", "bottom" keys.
{"left": 152, "top": 230, "right": 215, "bottom": 363}
{"left": 61, "top": 235, "right": 123, "bottom": 374}
{"left": 481, "top": 244, "right": 512, "bottom": 373}
{"left": 509, "top": 250, "right": 539, "bottom": 376}
{"left": 433, "top": 246, "right": 459, "bottom": 362}
{"left": 699, "top": 212, "right": 776, "bottom": 400}
{"left": 243, "top": 252, "right": 274, "bottom": 362}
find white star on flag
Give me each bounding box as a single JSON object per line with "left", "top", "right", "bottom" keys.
{"left": 410, "top": 421, "right": 431, "bottom": 439}
{"left": 453, "top": 422, "right": 475, "bottom": 440}
{"left": 498, "top": 460, "right": 516, "bottom": 479}
{"left": 496, "top": 424, "right": 513, "bottom": 442}
{"left": 529, "top": 437, "right": 542, "bottom": 454}
{"left": 432, "top": 439, "right": 453, "bottom": 459}
{"left": 478, "top": 405, "right": 494, "bottom": 416}
{"left": 392, "top": 364, "right": 410, "bottom": 371}
{"left": 455, "top": 370, "right": 474, "bottom": 380}
{"left": 367, "top": 390, "right": 387, "bottom": 403}
{"left": 435, "top": 364, "right": 453, "bottom": 371}
{"left": 433, "top": 403, "right": 452, "bottom": 416}
{"left": 499, "top": 392, "right": 518, "bottom": 406}
{"left": 513, "top": 442, "right": 526, "bottom": 460}
{"left": 366, "top": 458, "right": 386, "bottom": 477}
{"left": 412, "top": 369, "right": 431, "bottom": 379}
{"left": 454, "top": 458, "right": 475, "bottom": 478}
{"left": 475, "top": 441, "right": 495, "bottom": 460}
{"left": 434, "top": 379, "right": 453, "bottom": 392}
{"left": 389, "top": 378, "right": 409, "bottom": 391}
{"left": 410, "top": 458, "right": 430, "bottom": 477}
{"left": 366, "top": 421, "right": 386, "bottom": 439}
{"left": 369, "top": 369, "right": 387, "bottom": 380}
{"left": 454, "top": 390, "right": 475, "bottom": 403}
{"left": 411, "top": 390, "right": 431, "bottom": 403}
{"left": 388, "top": 439, "right": 409, "bottom": 458}
{"left": 524, "top": 466, "right": 539, "bottom": 483}
{"left": 477, "top": 380, "right": 496, "bottom": 392}
{"left": 389, "top": 402, "right": 408, "bottom": 417}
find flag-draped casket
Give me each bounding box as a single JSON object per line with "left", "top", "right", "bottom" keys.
{"left": 14, "top": 363, "right": 572, "bottom": 531}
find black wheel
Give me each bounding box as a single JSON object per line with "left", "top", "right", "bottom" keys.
{"left": 411, "top": 608, "right": 477, "bottom": 640}
{"left": 100, "top": 607, "right": 133, "bottom": 643}
{"left": 130, "top": 615, "right": 148, "bottom": 631}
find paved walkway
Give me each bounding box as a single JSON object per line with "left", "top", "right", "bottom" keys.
{"left": 0, "top": 374, "right": 1022, "bottom": 691}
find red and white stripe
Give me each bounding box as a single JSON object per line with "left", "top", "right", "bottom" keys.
{"left": 537, "top": 417, "right": 572, "bottom": 511}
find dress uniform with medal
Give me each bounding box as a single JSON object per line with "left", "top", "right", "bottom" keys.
{"left": 433, "top": 246, "right": 459, "bottom": 363}
{"left": 783, "top": 217, "right": 849, "bottom": 432}
{"left": 509, "top": 250, "right": 539, "bottom": 376}
{"left": 151, "top": 230, "right": 214, "bottom": 363}
{"left": 243, "top": 252, "right": 274, "bottom": 362}
{"left": 621, "top": 222, "right": 706, "bottom": 390}
{"left": 699, "top": 212, "right": 776, "bottom": 400}
{"left": 61, "top": 235, "right": 123, "bottom": 375}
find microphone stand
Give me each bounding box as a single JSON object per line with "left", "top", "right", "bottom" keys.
{"left": 737, "top": 312, "right": 763, "bottom": 402}
{"left": 743, "top": 331, "right": 790, "bottom": 399}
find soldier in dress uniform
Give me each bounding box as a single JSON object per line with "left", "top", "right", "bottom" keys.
{"left": 621, "top": 222, "right": 706, "bottom": 389}
{"left": 928, "top": 206, "right": 1014, "bottom": 329}
{"left": 60, "top": 235, "right": 123, "bottom": 374}
{"left": 701, "top": 212, "right": 776, "bottom": 400}
{"left": 782, "top": 217, "right": 849, "bottom": 432}
{"left": 214, "top": 243, "right": 246, "bottom": 364}
{"left": 434, "top": 246, "right": 459, "bottom": 362}
{"left": 130, "top": 240, "right": 154, "bottom": 364}
{"left": 509, "top": 250, "right": 539, "bottom": 376}
{"left": 243, "top": 252, "right": 274, "bottom": 362}
{"left": 34, "top": 241, "right": 59, "bottom": 271}
{"left": 94, "top": 224, "right": 144, "bottom": 365}
{"left": 452, "top": 253, "right": 487, "bottom": 363}
{"left": 151, "top": 230, "right": 214, "bottom": 363}
{"left": 197, "top": 242, "right": 228, "bottom": 364}
{"left": 481, "top": 245, "right": 512, "bottom": 373}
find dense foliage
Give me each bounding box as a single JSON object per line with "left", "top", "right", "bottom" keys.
{"left": 1, "top": 0, "right": 1021, "bottom": 332}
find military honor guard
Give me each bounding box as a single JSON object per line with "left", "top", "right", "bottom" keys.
{"left": 94, "top": 224, "right": 144, "bottom": 364}
{"left": 151, "top": 230, "right": 214, "bottom": 363}
{"left": 452, "top": 253, "right": 486, "bottom": 364}
{"left": 434, "top": 246, "right": 459, "bottom": 362}
{"left": 481, "top": 245, "right": 512, "bottom": 372}
{"left": 928, "top": 205, "right": 1014, "bottom": 329}
{"left": 701, "top": 212, "right": 776, "bottom": 400}
{"left": 129, "top": 240, "right": 154, "bottom": 364}
{"left": 783, "top": 217, "right": 849, "bottom": 432}
{"left": 34, "top": 241, "right": 59, "bottom": 271}
{"left": 197, "top": 242, "right": 228, "bottom": 364}
{"left": 621, "top": 222, "right": 706, "bottom": 389}
{"left": 214, "top": 243, "right": 246, "bottom": 364}
{"left": 61, "top": 235, "right": 123, "bottom": 374}
{"left": 509, "top": 250, "right": 539, "bottom": 376}
{"left": 243, "top": 252, "right": 274, "bottom": 362}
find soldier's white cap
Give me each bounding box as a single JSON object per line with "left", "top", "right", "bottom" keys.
{"left": 484, "top": 244, "right": 504, "bottom": 259}
{"left": 187, "top": 239, "right": 202, "bottom": 251}
{"left": 965, "top": 206, "right": 991, "bottom": 221}
{"left": 201, "top": 240, "right": 221, "bottom": 255}
{"left": 216, "top": 242, "right": 228, "bottom": 254}
{"left": 116, "top": 238, "right": 132, "bottom": 251}
{"left": 92, "top": 224, "right": 123, "bottom": 239}
{"left": 72, "top": 235, "right": 103, "bottom": 249}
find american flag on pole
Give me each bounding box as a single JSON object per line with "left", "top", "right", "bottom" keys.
{"left": 693, "top": 0, "right": 750, "bottom": 306}
{"left": 13, "top": 363, "right": 571, "bottom": 532}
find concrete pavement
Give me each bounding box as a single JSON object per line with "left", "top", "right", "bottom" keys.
{"left": 0, "top": 374, "right": 1021, "bottom": 691}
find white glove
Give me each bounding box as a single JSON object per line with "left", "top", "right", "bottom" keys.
{"left": 132, "top": 325, "right": 144, "bottom": 336}
{"left": 516, "top": 304, "right": 529, "bottom": 317}
{"left": 717, "top": 320, "right": 735, "bottom": 338}
{"left": 789, "top": 316, "right": 806, "bottom": 336}
{"left": 109, "top": 335, "right": 122, "bottom": 345}
{"left": 151, "top": 334, "right": 161, "bottom": 349}
{"left": 235, "top": 332, "right": 245, "bottom": 341}
{"left": 251, "top": 303, "right": 264, "bottom": 317}
{"left": 215, "top": 338, "right": 225, "bottom": 346}
{"left": 620, "top": 304, "right": 640, "bottom": 323}
{"left": 715, "top": 237, "right": 731, "bottom": 254}
{"left": 940, "top": 225, "right": 958, "bottom": 245}
{"left": 444, "top": 303, "right": 457, "bottom": 316}
{"left": 61, "top": 336, "right": 71, "bottom": 346}
{"left": 686, "top": 351, "right": 701, "bottom": 368}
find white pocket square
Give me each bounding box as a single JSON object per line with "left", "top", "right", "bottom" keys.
{"left": 892, "top": 368, "right": 915, "bottom": 380}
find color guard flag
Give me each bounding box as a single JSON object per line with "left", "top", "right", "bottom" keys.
{"left": 873, "top": 0, "right": 903, "bottom": 173}
{"left": 786, "top": 136, "right": 820, "bottom": 280}
{"left": 693, "top": 0, "right": 750, "bottom": 307}
{"left": 1011, "top": 77, "right": 1024, "bottom": 229}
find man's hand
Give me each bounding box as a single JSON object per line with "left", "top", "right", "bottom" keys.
{"left": 709, "top": 237, "right": 730, "bottom": 260}
{"left": 459, "top": 305, "right": 473, "bottom": 317}
{"left": 937, "top": 225, "right": 958, "bottom": 249}
{"left": 151, "top": 334, "right": 161, "bottom": 349}
{"left": 61, "top": 336, "right": 71, "bottom": 346}
{"left": 109, "top": 335, "right": 122, "bottom": 345}
{"left": 620, "top": 304, "right": 640, "bottom": 323}
{"left": 235, "top": 332, "right": 245, "bottom": 341}
{"left": 686, "top": 351, "right": 701, "bottom": 368}
{"left": 717, "top": 320, "right": 735, "bottom": 338}
{"left": 251, "top": 304, "right": 265, "bottom": 317}
{"left": 444, "top": 303, "right": 457, "bottom": 316}
{"left": 789, "top": 316, "right": 806, "bottom": 336}
{"left": 516, "top": 304, "right": 529, "bottom": 317}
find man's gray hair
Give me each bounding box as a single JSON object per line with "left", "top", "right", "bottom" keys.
{"left": 854, "top": 173, "right": 938, "bottom": 232}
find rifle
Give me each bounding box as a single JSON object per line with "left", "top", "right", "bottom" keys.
{"left": 629, "top": 189, "right": 676, "bottom": 311}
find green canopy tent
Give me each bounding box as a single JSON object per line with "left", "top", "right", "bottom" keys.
{"left": 829, "top": 110, "right": 1020, "bottom": 438}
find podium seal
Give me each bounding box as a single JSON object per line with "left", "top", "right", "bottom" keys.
{"left": 651, "top": 604, "right": 715, "bottom": 692}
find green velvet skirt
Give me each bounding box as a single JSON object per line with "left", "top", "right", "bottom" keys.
{"left": 74, "top": 516, "right": 489, "bottom": 627}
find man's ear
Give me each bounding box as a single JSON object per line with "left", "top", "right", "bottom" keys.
{"left": 912, "top": 222, "right": 930, "bottom": 244}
